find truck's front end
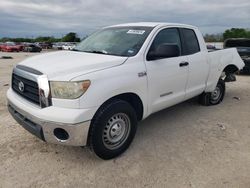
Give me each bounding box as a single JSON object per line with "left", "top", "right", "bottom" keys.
{"left": 7, "top": 64, "right": 93, "bottom": 146}
{"left": 7, "top": 24, "right": 153, "bottom": 159}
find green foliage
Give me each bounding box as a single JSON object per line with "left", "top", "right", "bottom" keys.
{"left": 0, "top": 32, "right": 80, "bottom": 43}
{"left": 61, "top": 32, "right": 80, "bottom": 42}
{"left": 35, "top": 36, "right": 60, "bottom": 43}
{"left": 1, "top": 29, "right": 249, "bottom": 43}
{"left": 223, "top": 28, "right": 250, "bottom": 40}
{"left": 0, "top": 37, "right": 32, "bottom": 43}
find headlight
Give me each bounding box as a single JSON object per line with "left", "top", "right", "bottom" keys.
{"left": 50, "top": 80, "right": 91, "bottom": 99}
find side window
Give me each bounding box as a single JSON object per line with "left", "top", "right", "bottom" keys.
{"left": 148, "top": 28, "right": 182, "bottom": 57}
{"left": 181, "top": 28, "right": 200, "bottom": 55}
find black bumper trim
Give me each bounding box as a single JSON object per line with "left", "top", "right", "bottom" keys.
{"left": 8, "top": 104, "right": 45, "bottom": 141}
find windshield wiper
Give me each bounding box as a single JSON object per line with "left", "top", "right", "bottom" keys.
{"left": 71, "top": 48, "right": 80, "bottom": 51}
{"left": 83, "top": 50, "right": 108, "bottom": 55}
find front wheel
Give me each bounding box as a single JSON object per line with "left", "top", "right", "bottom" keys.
{"left": 199, "top": 79, "right": 225, "bottom": 106}
{"left": 88, "top": 99, "right": 137, "bottom": 160}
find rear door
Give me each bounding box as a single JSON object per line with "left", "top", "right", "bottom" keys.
{"left": 145, "top": 28, "right": 189, "bottom": 114}
{"left": 180, "top": 28, "right": 209, "bottom": 99}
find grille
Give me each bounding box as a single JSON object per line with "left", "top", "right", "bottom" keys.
{"left": 12, "top": 73, "right": 40, "bottom": 105}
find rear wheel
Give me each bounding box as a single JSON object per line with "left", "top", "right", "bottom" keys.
{"left": 88, "top": 99, "right": 137, "bottom": 160}
{"left": 199, "top": 79, "right": 225, "bottom": 106}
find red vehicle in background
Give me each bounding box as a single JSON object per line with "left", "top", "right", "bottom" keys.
{"left": 0, "top": 42, "right": 24, "bottom": 52}
{"left": 0, "top": 43, "right": 4, "bottom": 50}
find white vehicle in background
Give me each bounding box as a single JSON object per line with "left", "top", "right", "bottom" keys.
{"left": 7, "top": 22, "right": 244, "bottom": 160}
{"left": 52, "top": 42, "right": 64, "bottom": 50}
{"left": 62, "top": 43, "right": 76, "bottom": 50}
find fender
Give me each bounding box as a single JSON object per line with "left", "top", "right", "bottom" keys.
{"left": 205, "top": 48, "right": 244, "bottom": 92}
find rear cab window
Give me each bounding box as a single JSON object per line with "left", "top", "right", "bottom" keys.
{"left": 180, "top": 28, "right": 200, "bottom": 55}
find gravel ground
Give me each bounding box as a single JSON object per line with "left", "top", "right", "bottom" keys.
{"left": 0, "top": 52, "right": 250, "bottom": 188}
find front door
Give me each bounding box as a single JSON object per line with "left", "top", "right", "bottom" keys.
{"left": 145, "top": 28, "right": 189, "bottom": 114}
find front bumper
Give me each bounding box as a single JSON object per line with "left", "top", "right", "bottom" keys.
{"left": 8, "top": 101, "right": 91, "bottom": 146}
{"left": 7, "top": 89, "right": 97, "bottom": 146}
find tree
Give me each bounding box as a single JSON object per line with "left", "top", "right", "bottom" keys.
{"left": 61, "top": 32, "right": 80, "bottom": 42}
{"left": 35, "top": 36, "right": 58, "bottom": 43}
{"left": 223, "top": 28, "right": 250, "bottom": 40}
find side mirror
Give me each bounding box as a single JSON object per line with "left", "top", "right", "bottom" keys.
{"left": 147, "top": 44, "right": 180, "bottom": 61}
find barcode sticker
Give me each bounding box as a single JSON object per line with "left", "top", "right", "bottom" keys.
{"left": 127, "top": 30, "right": 145, "bottom": 35}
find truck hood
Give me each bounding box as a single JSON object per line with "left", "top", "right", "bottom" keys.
{"left": 19, "top": 51, "right": 128, "bottom": 80}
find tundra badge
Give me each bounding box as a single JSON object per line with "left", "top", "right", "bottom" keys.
{"left": 138, "top": 71, "right": 147, "bottom": 77}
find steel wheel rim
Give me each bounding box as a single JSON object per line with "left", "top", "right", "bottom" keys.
{"left": 102, "top": 113, "right": 131, "bottom": 150}
{"left": 211, "top": 86, "right": 222, "bottom": 102}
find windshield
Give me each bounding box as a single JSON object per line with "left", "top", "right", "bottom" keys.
{"left": 74, "top": 26, "right": 153, "bottom": 57}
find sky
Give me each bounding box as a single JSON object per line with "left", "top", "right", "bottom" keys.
{"left": 0, "top": 0, "right": 249, "bottom": 38}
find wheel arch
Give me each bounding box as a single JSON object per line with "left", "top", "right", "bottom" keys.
{"left": 223, "top": 64, "right": 239, "bottom": 75}
{"left": 93, "top": 92, "right": 144, "bottom": 122}
{"left": 205, "top": 64, "right": 240, "bottom": 92}
{"left": 87, "top": 92, "right": 144, "bottom": 149}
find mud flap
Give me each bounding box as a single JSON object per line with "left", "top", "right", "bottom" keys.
{"left": 224, "top": 74, "right": 236, "bottom": 82}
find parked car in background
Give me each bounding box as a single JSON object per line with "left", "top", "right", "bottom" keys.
{"left": 0, "top": 42, "right": 5, "bottom": 51}
{"left": 37, "top": 42, "right": 52, "bottom": 49}
{"left": 224, "top": 38, "right": 250, "bottom": 73}
{"left": 52, "top": 43, "right": 63, "bottom": 50}
{"left": 62, "top": 43, "right": 76, "bottom": 50}
{"left": 206, "top": 44, "right": 216, "bottom": 52}
{"left": 0, "top": 42, "right": 23, "bottom": 52}
{"left": 23, "top": 44, "right": 42, "bottom": 52}
{"left": 206, "top": 42, "right": 223, "bottom": 50}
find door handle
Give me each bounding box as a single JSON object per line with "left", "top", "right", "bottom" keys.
{"left": 179, "top": 62, "right": 189, "bottom": 67}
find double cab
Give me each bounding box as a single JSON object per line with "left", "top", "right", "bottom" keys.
{"left": 7, "top": 22, "right": 244, "bottom": 159}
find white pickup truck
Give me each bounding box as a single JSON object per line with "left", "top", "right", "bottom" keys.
{"left": 7, "top": 22, "right": 244, "bottom": 159}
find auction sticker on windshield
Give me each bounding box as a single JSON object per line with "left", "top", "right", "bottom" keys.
{"left": 127, "top": 30, "right": 145, "bottom": 35}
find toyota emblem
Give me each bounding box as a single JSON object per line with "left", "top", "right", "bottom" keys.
{"left": 18, "top": 81, "right": 25, "bottom": 92}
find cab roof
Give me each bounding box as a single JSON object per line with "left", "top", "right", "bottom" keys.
{"left": 108, "top": 22, "right": 197, "bottom": 29}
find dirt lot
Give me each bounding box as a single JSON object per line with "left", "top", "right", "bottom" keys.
{"left": 0, "top": 52, "right": 250, "bottom": 188}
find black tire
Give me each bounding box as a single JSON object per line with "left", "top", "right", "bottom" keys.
{"left": 199, "top": 79, "right": 225, "bottom": 106}
{"left": 88, "top": 99, "right": 137, "bottom": 160}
